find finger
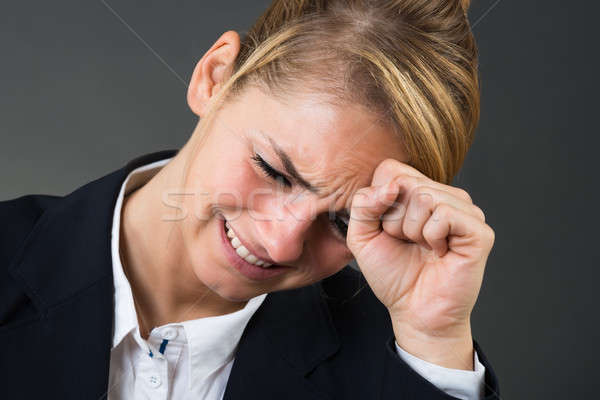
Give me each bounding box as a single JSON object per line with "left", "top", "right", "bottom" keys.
{"left": 371, "top": 158, "right": 426, "bottom": 187}
{"left": 371, "top": 159, "right": 475, "bottom": 205}
{"left": 381, "top": 185, "right": 485, "bottom": 242}
{"left": 422, "top": 203, "right": 495, "bottom": 258}
{"left": 402, "top": 191, "right": 435, "bottom": 249}
{"left": 347, "top": 180, "right": 398, "bottom": 253}
{"left": 406, "top": 186, "right": 483, "bottom": 222}
{"left": 385, "top": 190, "right": 435, "bottom": 250}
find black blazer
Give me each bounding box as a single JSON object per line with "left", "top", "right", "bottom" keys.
{"left": 0, "top": 150, "right": 501, "bottom": 399}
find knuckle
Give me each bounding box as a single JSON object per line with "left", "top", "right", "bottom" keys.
{"left": 472, "top": 205, "right": 486, "bottom": 222}
{"left": 382, "top": 219, "right": 404, "bottom": 237}
{"left": 411, "top": 184, "right": 433, "bottom": 198}
{"left": 396, "top": 172, "right": 415, "bottom": 183}
{"left": 375, "top": 158, "right": 426, "bottom": 185}
{"left": 413, "top": 184, "right": 433, "bottom": 195}
{"left": 414, "top": 191, "right": 434, "bottom": 209}
{"left": 402, "top": 178, "right": 426, "bottom": 197}
{"left": 483, "top": 224, "right": 495, "bottom": 244}
{"left": 455, "top": 187, "right": 473, "bottom": 203}
{"left": 435, "top": 203, "right": 454, "bottom": 218}
{"left": 355, "top": 186, "right": 372, "bottom": 196}
{"left": 354, "top": 186, "right": 373, "bottom": 198}
{"left": 350, "top": 187, "right": 373, "bottom": 208}
{"left": 380, "top": 158, "right": 398, "bottom": 171}
{"left": 373, "top": 158, "right": 399, "bottom": 181}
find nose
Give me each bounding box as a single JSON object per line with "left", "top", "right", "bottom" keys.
{"left": 253, "top": 193, "right": 318, "bottom": 265}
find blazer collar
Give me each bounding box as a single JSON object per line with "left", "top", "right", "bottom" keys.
{"left": 224, "top": 283, "right": 340, "bottom": 400}
{"left": 7, "top": 149, "right": 341, "bottom": 399}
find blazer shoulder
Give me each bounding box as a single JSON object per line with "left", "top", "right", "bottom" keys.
{"left": 0, "top": 194, "right": 60, "bottom": 262}
{"left": 0, "top": 194, "right": 61, "bottom": 327}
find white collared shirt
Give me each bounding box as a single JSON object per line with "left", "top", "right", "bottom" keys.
{"left": 107, "top": 157, "right": 485, "bottom": 400}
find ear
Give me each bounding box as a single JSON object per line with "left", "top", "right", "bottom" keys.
{"left": 187, "top": 30, "right": 241, "bottom": 117}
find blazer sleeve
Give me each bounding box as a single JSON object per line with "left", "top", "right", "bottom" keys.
{"left": 381, "top": 334, "right": 501, "bottom": 399}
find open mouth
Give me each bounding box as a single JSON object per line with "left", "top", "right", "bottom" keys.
{"left": 225, "top": 220, "right": 273, "bottom": 268}
{"left": 219, "top": 217, "right": 292, "bottom": 281}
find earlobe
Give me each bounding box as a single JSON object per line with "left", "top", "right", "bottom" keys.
{"left": 187, "top": 30, "right": 241, "bottom": 117}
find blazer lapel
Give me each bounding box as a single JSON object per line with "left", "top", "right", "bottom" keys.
{"left": 223, "top": 283, "right": 340, "bottom": 400}
{"left": 6, "top": 150, "right": 179, "bottom": 399}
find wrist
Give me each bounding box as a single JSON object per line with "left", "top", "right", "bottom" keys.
{"left": 391, "top": 318, "right": 474, "bottom": 370}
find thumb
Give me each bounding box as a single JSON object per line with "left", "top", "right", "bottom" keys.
{"left": 347, "top": 180, "right": 399, "bottom": 253}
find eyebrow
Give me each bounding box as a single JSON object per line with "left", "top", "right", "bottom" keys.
{"left": 262, "top": 133, "right": 322, "bottom": 195}
{"left": 259, "top": 132, "right": 352, "bottom": 217}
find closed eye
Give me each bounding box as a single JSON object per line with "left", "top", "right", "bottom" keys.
{"left": 251, "top": 153, "right": 292, "bottom": 187}
{"left": 328, "top": 212, "right": 349, "bottom": 240}
{"left": 252, "top": 153, "right": 348, "bottom": 241}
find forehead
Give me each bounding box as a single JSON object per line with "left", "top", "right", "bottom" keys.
{"left": 232, "top": 85, "right": 406, "bottom": 196}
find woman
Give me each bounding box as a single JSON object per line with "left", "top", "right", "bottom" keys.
{"left": 0, "top": 0, "right": 500, "bottom": 399}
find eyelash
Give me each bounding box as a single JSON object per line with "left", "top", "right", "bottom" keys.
{"left": 251, "top": 153, "right": 349, "bottom": 240}
{"left": 251, "top": 153, "right": 292, "bottom": 187}
{"left": 329, "top": 212, "right": 349, "bottom": 240}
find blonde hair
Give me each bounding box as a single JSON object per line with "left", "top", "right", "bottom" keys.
{"left": 196, "top": 0, "right": 479, "bottom": 185}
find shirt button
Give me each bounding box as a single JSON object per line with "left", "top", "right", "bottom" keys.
{"left": 162, "top": 328, "right": 177, "bottom": 340}
{"left": 148, "top": 375, "right": 162, "bottom": 388}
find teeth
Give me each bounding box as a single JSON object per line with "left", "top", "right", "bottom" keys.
{"left": 236, "top": 246, "right": 249, "bottom": 258}
{"left": 226, "top": 228, "right": 235, "bottom": 239}
{"left": 225, "top": 221, "right": 272, "bottom": 268}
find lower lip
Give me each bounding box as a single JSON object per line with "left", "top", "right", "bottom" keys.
{"left": 219, "top": 218, "right": 292, "bottom": 281}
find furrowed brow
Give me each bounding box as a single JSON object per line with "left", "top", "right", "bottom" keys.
{"left": 259, "top": 131, "right": 353, "bottom": 216}
{"left": 262, "top": 133, "right": 321, "bottom": 195}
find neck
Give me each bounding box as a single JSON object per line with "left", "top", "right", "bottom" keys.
{"left": 119, "top": 144, "right": 247, "bottom": 336}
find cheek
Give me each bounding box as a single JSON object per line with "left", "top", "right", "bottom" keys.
{"left": 188, "top": 160, "right": 260, "bottom": 216}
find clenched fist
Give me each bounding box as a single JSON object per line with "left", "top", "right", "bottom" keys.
{"left": 346, "top": 159, "right": 495, "bottom": 370}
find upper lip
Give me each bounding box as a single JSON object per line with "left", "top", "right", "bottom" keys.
{"left": 225, "top": 219, "right": 281, "bottom": 266}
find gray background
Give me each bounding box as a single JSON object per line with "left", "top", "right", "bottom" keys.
{"left": 1, "top": 1, "right": 597, "bottom": 398}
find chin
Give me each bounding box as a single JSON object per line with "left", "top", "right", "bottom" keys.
{"left": 195, "top": 266, "right": 262, "bottom": 302}
{"left": 220, "top": 291, "right": 259, "bottom": 303}
{"left": 209, "top": 281, "right": 262, "bottom": 303}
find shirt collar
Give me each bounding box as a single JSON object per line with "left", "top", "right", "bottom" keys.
{"left": 182, "top": 293, "right": 266, "bottom": 387}
{"left": 109, "top": 156, "right": 268, "bottom": 388}
{"left": 110, "top": 156, "right": 173, "bottom": 349}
